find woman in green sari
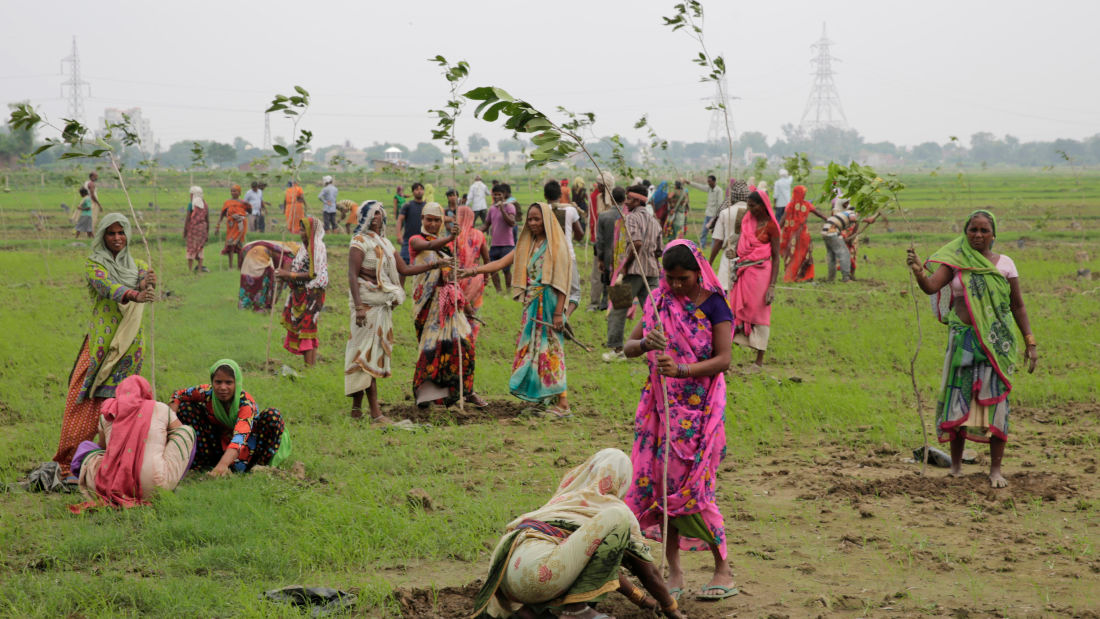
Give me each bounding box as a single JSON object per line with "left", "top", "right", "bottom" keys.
{"left": 907, "top": 210, "right": 1037, "bottom": 488}
{"left": 472, "top": 448, "right": 685, "bottom": 619}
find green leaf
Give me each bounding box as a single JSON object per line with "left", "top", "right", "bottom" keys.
{"left": 463, "top": 86, "right": 496, "bottom": 101}
{"left": 482, "top": 101, "right": 508, "bottom": 123}
{"left": 294, "top": 85, "right": 310, "bottom": 97}
{"left": 273, "top": 145, "right": 289, "bottom": 156}
{"left": 490, "top": 87, "right": 514, "bottom": 102}
{"left": 531, "top": 131, "right": 559, "bottom": 145}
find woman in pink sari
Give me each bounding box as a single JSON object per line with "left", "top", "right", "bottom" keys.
{"left": 730, "top": 190, "right": 780, "bottom": 367}
{"left": 623, "top": 240, "right": 737, "bottom": 601}
{"left": 455, "top": 206, "right": 489, "bottom": 340}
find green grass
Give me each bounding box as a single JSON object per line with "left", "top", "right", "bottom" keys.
{"left": 0, "top": 169, "right": 1098, "bottom": 616}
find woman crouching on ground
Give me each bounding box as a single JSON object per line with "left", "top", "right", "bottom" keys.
{"left": 345, "top": 201, "right": 441, "bottom": 421}
{"left": 472, "top": 448, "right": 685, "bottom": 619}
{"left": 907, "top": 209, "right": 1037, "bottom": 488}
{"left": 170, "top": 359, "right": 290, "bottom": 476}
{"left": 623, "top": 240, "right": 737, "bottom": 602}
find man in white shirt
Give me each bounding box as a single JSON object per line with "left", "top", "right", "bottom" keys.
{"left": 243, "top": 182, "right": 264, "bottom": 232}
{"left": 467, "top": 175, "right": 489, "bottom": 224}
{"left": 683, "top": 174, "right": 722, "bottom": 247}
{"left": 545, "top": 180, "right": 583, "bottom": 317}
{"left": 772, "top": 169, "right": 792, "bottom": 225}
{"left": 318, "top": 175, "right": 338, "bottom": 232}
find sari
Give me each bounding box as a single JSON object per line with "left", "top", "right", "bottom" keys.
{"left": 282, "top": 217, "right": 328, "bottom": 355}
{"left": 624, "top": 240, "right": 729, "bottom": 557}
{"left": 730, "top": 190, "right": 779, "bottom": 352}
{"left": 184, "top": 186, "right": 208, "bottom": 260}
{"left": 509, "top": 204, "right": 571, "bottom": 403}
{"left": 455, "top": 206, "right": 487, "bottom": 339}
{"left": 53, "top": 214, "right": 148, "bottom": 475}
{"left": 411, "top": 204, "right": 475, "bottom": 404}
{"left": 473, "top": 449, "right": 653, "bottom": 618}
{"left": 779, "top": 185, "right": 815, "bottom": 282}
{"left": 221, "top": 194, "right": 250, "bottom": 254}
{"left": 345, "top": 202, "right": 405, "bottom": 395}
{"left": 238, "top": 240, "right": 301, "bottom": 311}
{"left": 926, "top": 210, "right": 1018, "bottom": 443}
{"left": 285, "top": 184, "right": 305, "bottom": 233}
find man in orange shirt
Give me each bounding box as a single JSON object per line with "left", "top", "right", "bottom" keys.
{"left": 216, "top": 184, "right": 251, "bottom": 268}
{"left": 284, "top": 180, "right": 306, "bottom": 233}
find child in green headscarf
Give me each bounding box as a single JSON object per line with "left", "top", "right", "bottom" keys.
{"left": 169, "top": 359, "right": 290, "bottom": 475}
{"left": 907, "top": 209, "right": 1037, "bottom": 489}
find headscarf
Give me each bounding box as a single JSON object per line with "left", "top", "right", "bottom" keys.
{"left": 573, "top": 177, "right": 585, "bottom": 190}
{"left": 736, "top": 189, "right": 778, "bottom": 262}
{"left": 92, "top": 374, "right": 157, "bottom": 508}
{"left": 728, "top": 181, "right": 750, "bottom": 204}
{"left": 208, "top": 359, "right": 244, "bottom": 429}
{"left": 230, "top": 184, "right": 242, "bottom": 193}
{"left": 423, "top": 183, "right": 436, "bottom": 204}
{"left": 354, "top": 200, "right": 384, "bottom": 236}
{"left": 657, "top": 239, "right": 725, "bottom": 301}
{"left": 510, "top": 202, "right": 572, "bottom": 300}
{"left": 596, "top": 170, "right": 615, "bottom": 188}
{"left": 420, "top": 202, "right": 444, "bottom": 236}
{"left": 300, "top": 216, "right": 328, "bottom": 286}
{"left": 788, "top": 185, "right": 809, "bottom": 210}
{"left": 189, "top": 186, "right": 206, "bottom": 211}
{"left": 507, "top": 448, "right": 643, "bottom": 531}
{"left": 322, "top": 175, "right": 333, "bottom": 185}
{"left": 89, "top": 213, "right": 141, "bottom": 288}
{"left": 456, "top": 205, "right": 476, "bottom": 240}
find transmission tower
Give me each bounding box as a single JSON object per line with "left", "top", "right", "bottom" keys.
{"left": 701, "top": 77, "right": 738, "bottom": 143}
{"left": 262, "top": 113, "right": 272, "bottom": 150}
{"left": 60, "top": 36, "right": 91, "bottom": 124}
{"left": 799, "top": 23, "right": 848, "bottom": 131}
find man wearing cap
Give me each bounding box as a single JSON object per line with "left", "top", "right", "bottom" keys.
{"left": 319, "top": 175, "right": 338, "bottom": 232}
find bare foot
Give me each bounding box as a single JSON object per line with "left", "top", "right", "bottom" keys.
{"left": 350, "top": 407, "right": 364, "bottom": 419}
{"left": 989, "top": 471, "right": 1008, "bottom": 488}
{"left": 948, "top": 469, "right": 963, "bottom": 478}
{"left": 665, "top": 570, "right": 685, "bottom": 594}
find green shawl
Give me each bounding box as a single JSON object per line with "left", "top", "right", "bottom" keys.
{"left": 208, "top": 359, "right": 291, "bottom": 467}
{"left": 90, "top": 213, "right": 141, "bottom": 288}
{"left": 925, "top": 210, "right": 1017, "bottom": 387}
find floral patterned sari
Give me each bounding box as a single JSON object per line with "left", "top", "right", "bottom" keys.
{"left": 509, "top": 240, "right": 567, "bottom": 403}
{"left": 411, "top": 234, "right": 475, "bottom": 405}
{"left": 624, "top": 239, "right": 729, "bottom": 558}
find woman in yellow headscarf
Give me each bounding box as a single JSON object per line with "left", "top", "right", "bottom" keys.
{"left": 464, "top": 202, "right": 572, "bottom": 415}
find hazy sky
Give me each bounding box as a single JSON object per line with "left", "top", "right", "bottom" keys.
{"left": 2, "top": 0, "right": 1097, "bottom": 152}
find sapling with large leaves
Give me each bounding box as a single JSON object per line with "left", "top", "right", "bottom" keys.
{"left": 818, "top": 162, "right": 933, "bottom": 474}
{"left": 9, "top": 104, "right": 161, "bottom": 392}
{"left": 464, "top": 84, "right": 679, "bottom": 569}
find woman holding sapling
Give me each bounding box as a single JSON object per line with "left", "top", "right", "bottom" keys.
{"left": 344, "top": 201, "right": 439, "bottom": 421}
{"left": 907, "top": 210, "right": 1037, "bottom": 488}
{"left": 622, "top": 240, "right": 738, "bottom": 601}
{"left": 463, "top": 202, "right": 571, "bottom": 415}
{"left": 53, "top": 213, "right": 156, "bottom": 479}
{"left": 729, "top": 190, "right": 780, "bottom": 368}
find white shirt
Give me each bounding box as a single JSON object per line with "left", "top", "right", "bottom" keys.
{"left": 560, "top": 204, "right": 580, "bottom": 259}
{"left": 243, "top": 189, "right": 263, "bottom": 215}
{"left": 711, "top": 201, "right": 747, "bottom": 292}
{"left": 686, "top": 181, "right": 723, "bottom": 217}
{"left": 773, "top": 176, "right": 792, "bottom": 208}
{"left": 467, "top": 180, "right": 488, "bottom": 211}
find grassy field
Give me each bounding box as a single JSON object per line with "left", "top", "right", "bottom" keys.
{"left": 0, "top": 169, "right": 1097, "bottom": 617}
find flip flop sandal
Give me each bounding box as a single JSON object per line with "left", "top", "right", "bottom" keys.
{"left": 695, "top": 585, "right": 739, "bottom": 601}
{"left": 519, "top": 406, "right": 547, "bottom": 418}
{"left": 544, "top": 406, "right": 573, "bottom": 420}
{"left": 668, "top": 587, "right": 683, "bottom": 601}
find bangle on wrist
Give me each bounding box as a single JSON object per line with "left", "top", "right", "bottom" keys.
{"left": 661, "top": 598, "right": 679, "bottom": 613}
{"left": 1024, "top": 334, "right": 1037, "bottom": 347}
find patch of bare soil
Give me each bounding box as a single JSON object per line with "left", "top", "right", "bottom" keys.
{"left": 384, "top": 400, "right": 529, "bottom": 425}
{"left": 390, "top": 579, "right": 742, "bottom": 619}
{"left": 821, "top": 470, "right": 1078, "bottom": 504}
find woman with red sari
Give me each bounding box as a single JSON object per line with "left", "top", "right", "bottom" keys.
{"left": 623, "top": 240, "right": 737, "bottom": 601}
{"left": 454, "top": 205, "right": 490, "bottom": 340}
{"left": 278, "top": 216, "right": 328, "bottom": 367}
{"left": 730, "top": 190, "right": 780, "bottom": 367}
{"left": 182, "top": 185, "right": 209, "bottom": 273}
{"left": 779, "top": 185, "right": 815, "bottom": 283}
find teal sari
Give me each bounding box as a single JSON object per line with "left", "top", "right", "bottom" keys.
{"left": 508, "top": 241, "right": 567, "bottom": 403}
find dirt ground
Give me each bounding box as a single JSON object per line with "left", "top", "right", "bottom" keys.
{"left": 382, "top": 402, "right": 1100, "bottom": 618}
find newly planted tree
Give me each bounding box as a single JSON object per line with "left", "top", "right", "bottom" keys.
{"left": 428, "top": 55, "right": 470, "bottom": 189}
{"left": 663, "top": 1, "right": 735, "bottom": 180}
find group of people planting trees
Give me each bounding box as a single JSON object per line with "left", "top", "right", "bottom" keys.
{"left": 40, "top": 162, "right": 1037, "bottom": 618}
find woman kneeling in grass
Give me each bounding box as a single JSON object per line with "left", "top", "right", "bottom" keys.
{"left": 170, "top": 359, "right": 290, "bottom": 476}
{"left": 472, "top": 448, "right": 685, "bottom": 619}
{"left": 623, "top": 240, "right": 738, "bottom": 601}
{"left": 907, "top": 209, "right": 1037, "bottom": 488}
